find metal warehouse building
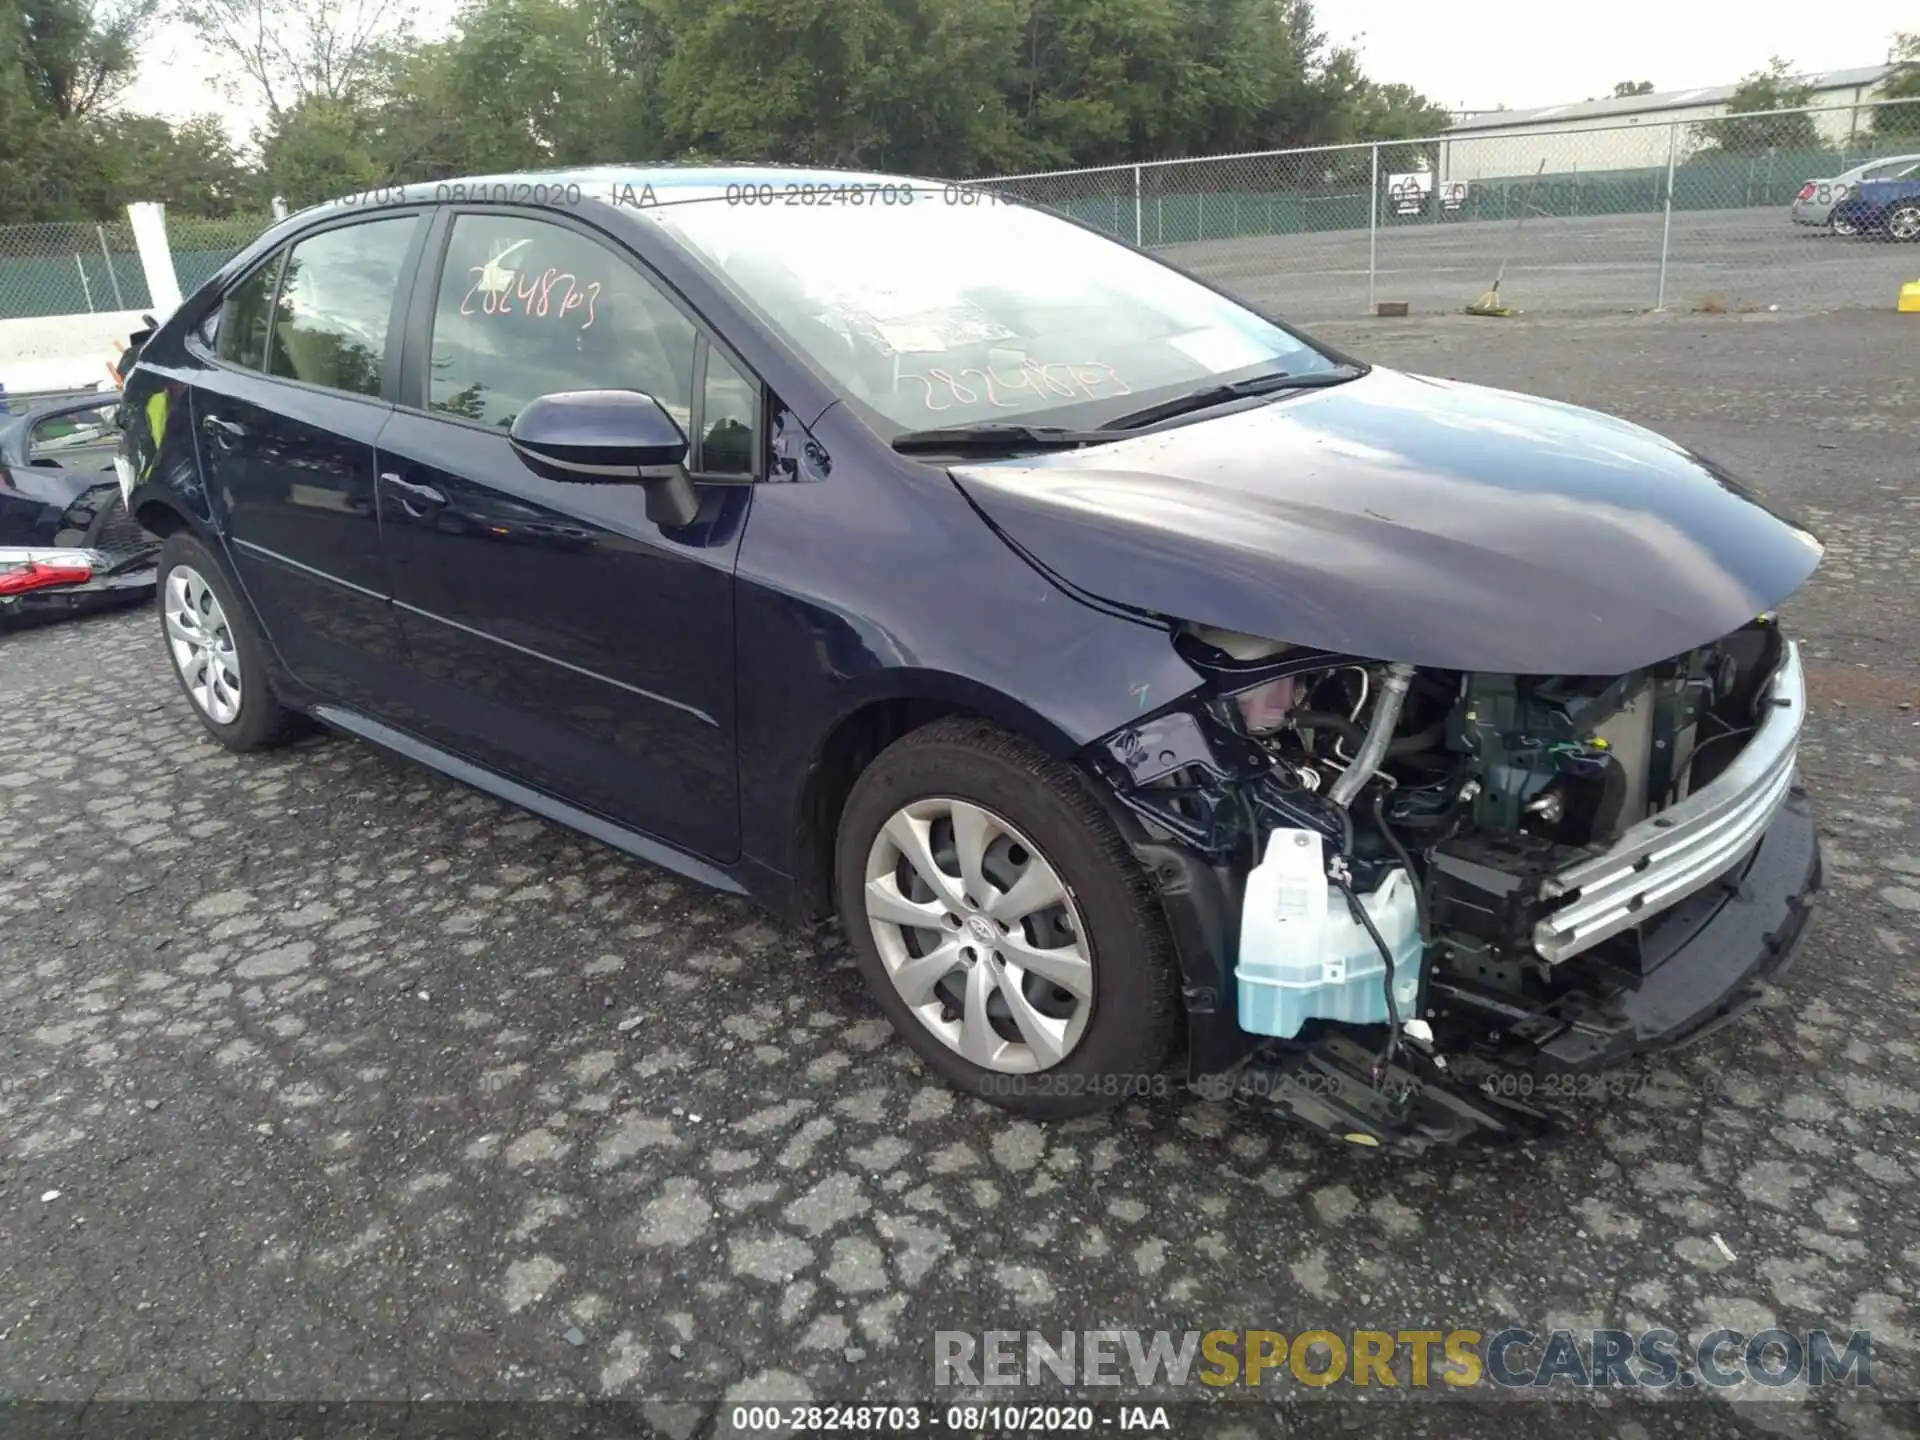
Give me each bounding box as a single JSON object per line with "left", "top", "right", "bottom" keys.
{"left": 1439, "top": 65, "right": 1901, "bottom": 182}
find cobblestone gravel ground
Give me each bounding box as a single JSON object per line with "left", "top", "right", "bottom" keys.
{"left": 0, "top": 310, "right": 1916, "bottom": 1437}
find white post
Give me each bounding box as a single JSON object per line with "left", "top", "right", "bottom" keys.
{"left": 75, "top": 254, "right": 95, "bottom": 312}
{"left": 1368, "top": 143, "right": 1380, "bottom": 314}
{"left": 1132, "top": 165, "right": 1142, "bottom": 247}
{"left": 126, "top": 201, "right": 184, "bottom": 319}
{"left": 272, "top": 195, "right": 289, "bottom": 221}
{"left": 1655, "top": 121, "right": 1678, "bottom": 312}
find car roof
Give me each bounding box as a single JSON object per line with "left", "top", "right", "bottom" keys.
{"left": 1836, "top": 154, "right": 1920, "bottom": 180}
{"left": 220, "top": 162, "right": 968, "bottom": 306}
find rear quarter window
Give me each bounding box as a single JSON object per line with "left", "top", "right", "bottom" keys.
{"left": 216, "top": 251, "right": 285, "bottom": 371}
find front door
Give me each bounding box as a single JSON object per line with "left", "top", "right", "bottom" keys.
{"left": 375, "top": 209, "right": 761, "bottom": 862}
{"left": 190, "top": 214, "right": 424, "bottom": 706}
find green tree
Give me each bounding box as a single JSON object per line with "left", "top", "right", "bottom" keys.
{"left": 101, "top": 112, "right": 255, "bottom": 213}
{"left": 651, "top": 0, "right": 1026, "bottom": 171}
{"left": 170, "top": 0, "right": 412, "bottom": 122}
{"left": 0, "top": 0, "right": 58, "bottom": 213}
{"left": 0, "top": 0, "right": 1464, "bottom": 218}
{"left": 257, "top": 95, "right": 388, "bottom": 206}
{"left": 1611, "top": 80, "right": 1654, "bottom": 98}
{"left": 375, "top": 0, "right": 628, "bottom": 177}
{"left": 18, "top": 0, "right": 154, "bottom": 119}
{"left": 1870, "top": 32, "right": 1920, "bottom": 140}
{"left": 1697, "top": 57, "right": 1818, "bottom": 154}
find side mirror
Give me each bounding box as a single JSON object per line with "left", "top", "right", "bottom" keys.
{"left": 508, "top": 389, "right": 700, "bottom": 528}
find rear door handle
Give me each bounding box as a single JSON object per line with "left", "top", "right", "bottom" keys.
{"left": 200, "top": 415, "right": 245, "bottom": 447}
{"left": 379, "top": 472, "right": 447, "bottom": 506}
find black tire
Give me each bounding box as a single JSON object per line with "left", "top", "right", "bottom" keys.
{"left": 833, "top": 716, "right": 1179, "bottom": 1118}
{"left": 156, "top": 532, "right": 304, "bottom": 752}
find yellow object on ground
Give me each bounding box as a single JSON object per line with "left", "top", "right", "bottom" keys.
{"left": 1900, "top": 280, "right": 1920, "bottom": 313}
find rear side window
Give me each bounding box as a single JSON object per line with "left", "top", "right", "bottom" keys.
{"left": 266, "top": 217, "right": 420, "bottom": 397}
{"left": 216, "top": 251, "right": 284, "bottom": 371}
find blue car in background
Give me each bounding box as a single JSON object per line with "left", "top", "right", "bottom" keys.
{"left": 1830, "top": 177, "right": 1920, "bottom": 240}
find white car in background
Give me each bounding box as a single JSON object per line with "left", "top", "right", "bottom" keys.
{"left": 1792, "top": 154, "right": 1920, "bottom": 232}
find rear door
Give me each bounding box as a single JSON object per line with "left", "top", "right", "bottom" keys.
{"left": 189, "top": 212, "right": 427, "bottom": 706}
{"left": 373, "top": 207, "right": 760, "bottom": 862}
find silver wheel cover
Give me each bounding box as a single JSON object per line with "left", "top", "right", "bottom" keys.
{"left": 863, "top": 797, "right": 1094, "bottom": 1073}
{"left": 164, "top": 565, "right": 243, "bottom": 725}
{"left": 1890, "top": 207, "right": 1920, "bottom": 242}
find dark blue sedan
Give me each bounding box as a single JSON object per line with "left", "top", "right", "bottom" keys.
{"left": 1830, "top": 176, "right": 1920, "bottom": 239}
{"left": 117, "top": 166, "right": 1826, "bottom": 1151}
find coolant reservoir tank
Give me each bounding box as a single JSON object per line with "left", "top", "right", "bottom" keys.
{"left": 1236, "top": 828, "right": 1425, "bottom": 1040}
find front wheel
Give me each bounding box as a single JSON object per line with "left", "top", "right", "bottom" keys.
{"left": 1886, "top": 204, "right": 1920, "bottom": 242}
{"left": 833, "top": 717, "right": 1179, "bottom": 1118}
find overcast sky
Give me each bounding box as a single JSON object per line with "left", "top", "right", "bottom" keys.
{"left": 126, "top": 0, "right": 1913, "bottom": 150}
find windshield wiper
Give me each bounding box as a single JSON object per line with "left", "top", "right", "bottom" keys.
{"left": 1100, "top": 363, "right": 1368, "bottom": 432}
{"left": 890, "top": 423, "right": 1114, "bottom": 456}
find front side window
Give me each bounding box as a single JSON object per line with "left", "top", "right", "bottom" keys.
{"left": 650, "top": 187, "right": 1340, "bottom": 432}
{"left": 267, "top": 217, "right": 419, "bottom": 396}
{"left": 698, "top": 345, "right": 758, "bottom": 475}
{"left": 426, "top": 214, "right": 701, "bottom": 436}
{"left": 216, "top": 250, "right": 284, "bottom": 371}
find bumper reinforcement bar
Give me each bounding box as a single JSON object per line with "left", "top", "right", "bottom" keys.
{"left": 1533, "top": 640, "right": 1805, "bottom": 964}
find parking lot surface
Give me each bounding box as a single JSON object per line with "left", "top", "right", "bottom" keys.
{"left": 1170, "top": 208, "right": 1920, "bottom": 322}
{"left": 2, "top": 309, "right": 1916, "bottom": 1432}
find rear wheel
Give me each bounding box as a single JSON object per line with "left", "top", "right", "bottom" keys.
{"left": 1887, "top": 204, "right": 1920, "bottom": 242}
{"left": 833, "top": 717, "right": 1179, "bottom": 1118}
{"left": 1830, "top": 213, "right": 1858, "bottom": 237}
{"left": 157, "top": 533, "right": 303, "bottom": 752}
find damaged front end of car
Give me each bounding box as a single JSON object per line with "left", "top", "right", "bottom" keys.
{"left": 1083, "top": 616, "right": 1821, "bottom": 1154}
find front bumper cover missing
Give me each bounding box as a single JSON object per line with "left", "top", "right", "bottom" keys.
{"left": 1142, "top": 785, "right": 1822, "bottom": 1154}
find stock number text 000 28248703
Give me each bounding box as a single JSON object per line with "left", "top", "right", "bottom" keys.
{"left": 721, "top": 181, "right": 1014, "bottom": 208}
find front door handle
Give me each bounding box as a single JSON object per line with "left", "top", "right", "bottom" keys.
{"left": 379, "top": 472, "right": 447, "bottom": 507}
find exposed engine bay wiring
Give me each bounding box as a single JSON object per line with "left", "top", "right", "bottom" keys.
{"left": 1105, "top": 620, "right": 1790, "bottom": 1100}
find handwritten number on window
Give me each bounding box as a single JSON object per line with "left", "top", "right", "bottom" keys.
{"left": 460, "top": 265, "right": 603, "bottom": 329}
{"left": 902, "top": 360, "right": 1130, "bottom": 411}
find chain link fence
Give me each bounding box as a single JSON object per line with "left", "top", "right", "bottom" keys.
{"left": 0, "top": 211, "right": 276, "bottom": 322}
{"left": 0, "top": 219, "right": 152, "bottom": 320}
{"left": 165, "top": 212, "right": 278, "bottom": 298}
{"left": 970, "top": 101, "right": 1920, "bottom": 321}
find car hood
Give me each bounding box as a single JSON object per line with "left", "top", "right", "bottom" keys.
{"left": 951, "top": 367, "right": 1823, "bottom": 675}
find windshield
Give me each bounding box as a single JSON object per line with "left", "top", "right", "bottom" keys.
{"left": 646, "top": 186, "right": 1341, "bottom": 432}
